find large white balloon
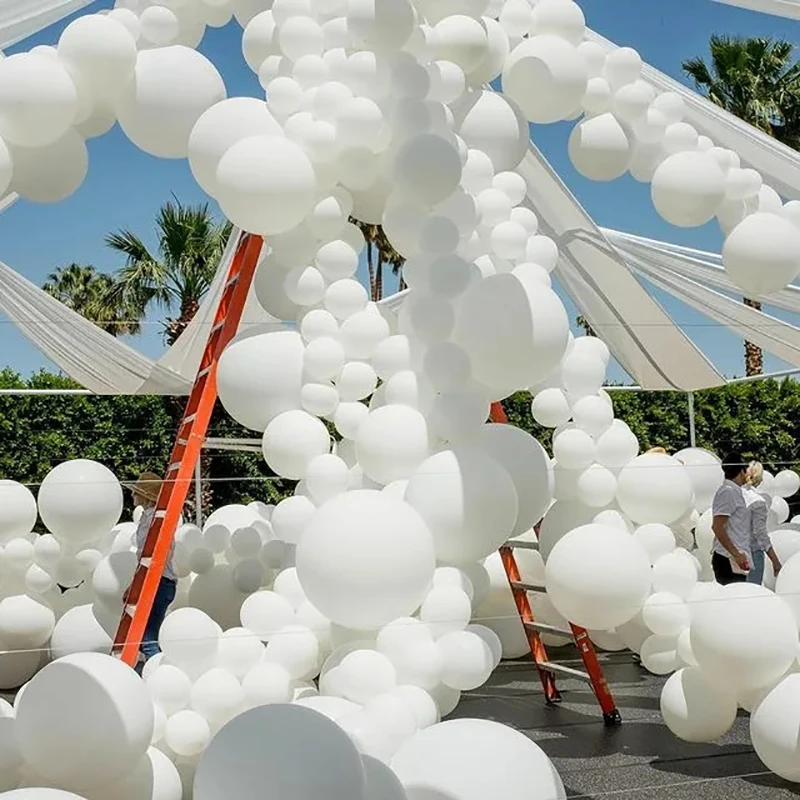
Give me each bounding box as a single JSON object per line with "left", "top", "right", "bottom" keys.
{"left": 0, "top": 481, "right": 37, "bottom": 541}
{"left": 194, "top": 704, "right": 366, "bottom": 800}
{"left": 673, "top": 447, "right": 723, "bottom": 513}
{"left": 116, "top": 46, "right": 226, "bottom": 159}
{"left": 660, "top": 668, "right": 738, "bottom": 743}
{"left": 750, "top": 675, "right": 800, "bottom": 782}
{"left": 37, "top": 459, "right": 123, "bottom": 545}
{"left": 616, "top": 453, "right": 693, "bottom": 525}
{"left": 262, "top": 410, "right": 330, "bottom": 479}
{"left": 188, "top": 97, "right": 283, "bottom": 196}
{"left": 404, "top": 446, "right": 519, "bottom": 564}
{"left": 296, "top": 490, "right": 435, "bottom": 629}
{"left": 651, "top": 151, "right": 726, "bottom": 228}
{"left": 15, "top": 653, "right": 154, "bottom": 792}
{"left": 545, "top": 523, "right": 652, "bottom": 630}
{"left": 9, "top": 130, "right": 88, "bottom": 204}
{"left": 392, "top": 718, "right": 566, "bottom": 800}
{"left": 217, "top": 328, "right": 303, "bottom": 432}
{"left": 568, "top": 113, "right": 631, "bottom": 181}
{"left": 722, "top": 212, "right": 800, "bottom": 296}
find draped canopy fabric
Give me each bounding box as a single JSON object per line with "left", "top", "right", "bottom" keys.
{"left": 0, "top": 0, "right": 95, "bottom": 49}
{"left": 712, "top": 0, "right": 800, "bottom": 19}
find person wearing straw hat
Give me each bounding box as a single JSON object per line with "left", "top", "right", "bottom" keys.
{"left": 130, "top": 472, "right": 178, "bottom": 668}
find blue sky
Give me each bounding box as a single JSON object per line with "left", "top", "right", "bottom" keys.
{"left": 1, "top": 0, "right": 799, "bottom": 383}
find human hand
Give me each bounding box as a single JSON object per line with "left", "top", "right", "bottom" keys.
{"left": 773, "top": 561, "right": 782, "bottom": 576}
{"left": 734, "top": 551, "right": 750, "bottom": 572}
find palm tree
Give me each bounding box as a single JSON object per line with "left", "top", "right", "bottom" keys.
{"left": 683, "top": 36, "right": 800, "bottom": 376}
{"left": 576, "top": 314, "right": 596, "bottom": 337}
{"left": 43, "top": 263, "right": 140, "bottom": 336}
{"left": 349, "top": 217, "right": 406, "bottom": 301}
{"left": 105, "top": 198, "right": 233, "bottom": 346}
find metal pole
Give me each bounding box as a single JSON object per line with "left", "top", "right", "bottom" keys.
{"left": 194, "top": 453, "right": 203, "bottom": 529}
{"left": 687, "top": 392, "right": 696, "bottom": 448}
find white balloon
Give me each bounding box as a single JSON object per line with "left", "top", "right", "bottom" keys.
{"left": 393, "top": 133, "right": 462, "bottom": 206}
{"left": 651, "top": 151, "right": 727, "bottom": 228}
{"left": 262, "top": 410, "right": 330, "bottom": 480}
{"left": 0, "top": 481, "right": 36, "bottom": 542}
{"left": 9, "top": 130, "right": 88, "bottom": 204}
{"left": 617, "top": 453, "right": 694, "bottom": 525}
{"left": 750, "top": 674, "right": 800, "bottom": 781}
{"left": 660, "top": 668, "right": 738, "bottom": 743}
{"left": 433, "top": 15, "right": 488, "bottom": 73}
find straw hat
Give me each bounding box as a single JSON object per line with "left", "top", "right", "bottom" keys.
{"left": 127, "top": 472, "right": 163, "bottom": 504}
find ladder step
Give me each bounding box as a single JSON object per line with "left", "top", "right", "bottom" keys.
{"left": 210, "top": 320, "right": 225, "bottom": 335}
{"left": 524, "top": 621, "right": 573, "bottom": 637}
{"left": 167, "top": 462, "right": 181, "bottom": 473}
{"left": 224, "top": 274, "right": 240, "bottom": 290}
{"left": 503, "top": 539, "right": 540, "bottom": 551}
{"left": 510, "top": 580, "right": 546, "bottom": 593}
{"left": 196, "top": 366, "right": 212, "bottom": 380}
{"left": 538, "top": 662, "right": 591, "bottom": 681}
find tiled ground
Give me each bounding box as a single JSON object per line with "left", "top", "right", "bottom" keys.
{"left": 454, "top": 649, "right": 800, "bottom": 799}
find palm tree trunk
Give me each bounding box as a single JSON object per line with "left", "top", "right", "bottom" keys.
{"left": 366, "top": 237, "right": 377, "bottom": 301}
{"left": 743, "top": 297, "right": 763, "bottom": 376}
{"left": 375, "top": 252, "right": 384, "bottom": 301}
{"left": 398, "top": 269, "right": 407, "bottom": 292}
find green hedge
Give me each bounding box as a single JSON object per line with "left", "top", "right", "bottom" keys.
{"left": 2, "top": 368, "right": 799, "bottom": 518}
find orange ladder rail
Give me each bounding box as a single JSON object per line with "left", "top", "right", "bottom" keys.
{"left": 490, "top": 401, "right": 622, "bottom": 726}
{"left": 113, "top": 232, "right": 264, "bottom": 667}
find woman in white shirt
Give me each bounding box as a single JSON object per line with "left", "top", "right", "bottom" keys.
{"left": 743, "top": 461, "right": 782, "bottom": 584}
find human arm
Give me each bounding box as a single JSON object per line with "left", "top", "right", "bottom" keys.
{"left": 766, "top": 546, "right": 782, "bottom": 576}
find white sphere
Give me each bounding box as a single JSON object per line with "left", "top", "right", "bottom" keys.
{"left": 572, "top": 394, "right": 614, "bottom": 437}
{"left": 451, "top": 90, "right": 528, "bottom": 172}
{"left": 296, "top": 490, "right": 435, "bottom": 629}
{"left": 405, "top": 447, "right": 518, "bottom": 564}
{"left": 568, "top": 113, "right": 631, "bottom": 181}
{"left": 262, "top": 410, "right": 330, "bottom": 480}
{"left": 750, "top": 674, "right": 800, "bottom": 781}
{"left": 531, "top": 0, "right": 586, "bottom": 45}
{"left": 576, "top": 464, "right": 617, "bottom": 508}
{"left": 437, "top": 630, "right": 494, "bottom": 691}
{"left": 653, "top": 552, "right": 698, "bottom": 599}
{"left": 116, "top": 46, "right": 225, "bottom": 159}
{"left": 325, "top": 279, "right": 369, "bottom": 320}
{"left": 660, "top": 668, "right": 738, "bottom": 743}
{"left": 502, "top": 35, "right": 588, "bottom": 124}
{"left": 241, "top": 661, "right": 292, "bottom": 708}
{"left": 595, "top": 420, "right": 639, "bottom": 469}
{"left": 0, "top": 595, "right": 55, "bottom": 650}
{"left": 651, "top": 151, "right": 727, "bottom": 228}
{"left": 9, "top": 130, "right": 88, "bottom": 204}
{"left": 188, "top": 97, "right": 282, "bottom": 196}
{"left": 38, "top": 460, "right": 122, "bottom": 545}
{"left": 159, "top": 608, "right": 221, "bottom": 675}
{"left": 240, "top": 590, "right": 294, "bottom": 641}
{"left": 391, "top": 718, "right": 566, "bottom": 800}
{"left": 16, "top": 653, "right": 154, "bottom": 792}
{"left": 146, "top": 664, "right": 192, "bottom": 715}
{"left": 723, "top": 212, "right": 800, "bottom": 296}
{"left": 0, "top": 481, "right": 36, "bottom": 542}
{"left": 673, "top": 447, "right": 723, "bottom": 513}
{"left": 217, "top": 135, "right": 317, "bottom": 235}
{"left": 546, "top": 523, "right": 652, "bottom": 630}
{"left": 338, "top": 649, "right": 397, "bottom": 704}
{"left": 356, "top": 405, "right": 430, "bottom": 485}
{"left": 773, "top": 469, "right": 800, "bottom": 498}
{"left": 217, "top": 329, "right": 303, "bottom": 432}
{"left": 531, "top": 388, "right": 571, "bottom": 428}
{"left": 434, "top": 15, "right": 488, "bottom": 73}
{"left": 691, "top": 583, "right": 798, "bottom": 694}
{"left": 165, "top": 710, "right": 210, "bottom": 758}
{"left": 194, "top": 704, "right": 366, "bottom": 800}
{"left": 477, "top": 423, "right": 553, "bottom": 536}
{"left": 393, "top": 133, "right": 462, "bottom": 206}
{"left": 338, "top": 362, "right": 378, "bottom": 402}
{"left": 0, "top": 53, "right": 78, "bottom": 148}
{"left": 617, "top": 453, "right": 694, "bottom": 525}
{"left": 642, "top": 592, "right": 690, "bottom": 637}
{"left": 140, "top": 6, "right": 179, "bottom": 45}
{"left": 452, "top": 274, "right": 569, "bottom": 394}
{"left": 633, "top": 523, "right": 676, "bottom": 565}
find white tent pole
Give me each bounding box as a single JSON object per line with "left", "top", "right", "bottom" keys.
{"left": 687, "top": 392, "right": 696, "bottom": 448}
{"left": 194, "top": 454, "right": 203, "bottom": 529}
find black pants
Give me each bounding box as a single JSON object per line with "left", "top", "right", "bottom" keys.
{"left": 712, "top": 552, "right": 747, "bottom": 585}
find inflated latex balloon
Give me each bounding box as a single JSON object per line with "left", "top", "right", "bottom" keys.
{"left": 722, "top": 212, "right": 800, "bottom": 296}
{"left": 391, "top": 718, "right": 566, "bottom": 800}
{"left": 159, "top": 608, "right": 222, "bottom": 676}
{"left": 0, "top": 481, "right": 36, "bottom": 542}
{"left": 651, "top": 151, "right": 727, "bottom": 228}
{"left": 194, "top": 704, "right": 366, "bottom": 800}
{"left": 37, "top": 459, "right": 122, "bottom": 545}
{"left": 545, "top": 523, "right": 652, "bottom": 630}
{"left": 660, "top": 668, "right": 738, "bottom": 743}
{"left": 9, "top": 130, "right": 88, "bottom": 204}
{"left": 15, "top": 653, "right": 154, "bottom": 792}
{"left": 355, "top": 405, "right": 430, "bottom": 485}
{"left": 502, "top": 35, "right": 588, "bottom": 124}
{"left": 0, "top": 53, "right": 78, "bottom": 148}
{"left": 404, "top": 446, "right": 518, "bottom": 564}
{"left": 296, "top": 490, "right": 435, "bottom": 629}
{"left": 531, "top": 0, "right": 586, "bottom": 45}
{"left": 393, "top": 133, "right": 463, "bottom": 206}
{"left": 188, "top": 97, "right": 282, "bottom": 195}
{"left": 633, "top": 523, "right": 676, "bottom": 565}
{"left": 217, "top": 328, "right": 303, "bottom": 432}
{"left": 262, "top": 410, "right": 330, "bottom": 480}
{"left": 568, "top": 113, "right": 631, "bottom": 181}
{"left": 672, "top": 447, "right": 723, "bottom": 513}
{"left": 0, "top": 594, "right": 55, "bottom": 650}
{"left": 642, "top": 592, "right": 690, "bottom": 637}
{"left": 690, "top": 582, "right": 798, "bottom": 693}
{"left": 217, "top": 135, "right": 317, "bottom": 235}
{"left": 451, "top": 90, "right": 528, "bottom": 172}
{"left": 595, "top": 420, "right": 639, "bottom": 469}
{"left": 617, "top": 453, "right": 693, "bottom": 525}
{"left": 531, "top": 388, "right": 571, "bottom": 428}
{"left": 116, "top": 46, "right": 226, "bottom": 159}
{"left": 750, "top": 675, "right": 800, "bottom": 782}
{"left": 434, "top": 15, "right": 489, "bottom": 73}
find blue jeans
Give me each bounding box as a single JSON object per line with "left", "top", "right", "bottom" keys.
{"left": 141, "top": 577, "right": 177, "bottom": 661}
{"left": 747, "top": 550, "right": 765, "bottom": 584}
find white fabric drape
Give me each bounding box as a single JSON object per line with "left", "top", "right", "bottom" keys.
{"left": 516, "top": 143, "right": 725, "bottom": 390}
{"left": 0, "top": 0, "right": 95, "bottom": 49}
{"left": 712, "top": 0, "right": 800, "bottom": 19}
{"left": 586, "top": 29, "right": 800, "bottom": 201}
{"left": 0, "top": 226, "right": 287, "bottom": 394}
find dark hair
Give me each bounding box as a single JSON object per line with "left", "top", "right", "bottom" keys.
{"left": 722, "top": 452, "right": 745, "bottom": 480}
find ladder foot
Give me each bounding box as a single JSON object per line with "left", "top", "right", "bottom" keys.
{"left": 603, "top": 710, "right": 622, "bottom": 727}
{"left": 545, "top": 692, "right": 563, "bottom": 706}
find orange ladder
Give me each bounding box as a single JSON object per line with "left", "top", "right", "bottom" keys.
{"left": 113, "top": 232, "right": 264, "bottom": 667}
{"left": 490, "top": 402, "right": 622, "bottom": 727}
